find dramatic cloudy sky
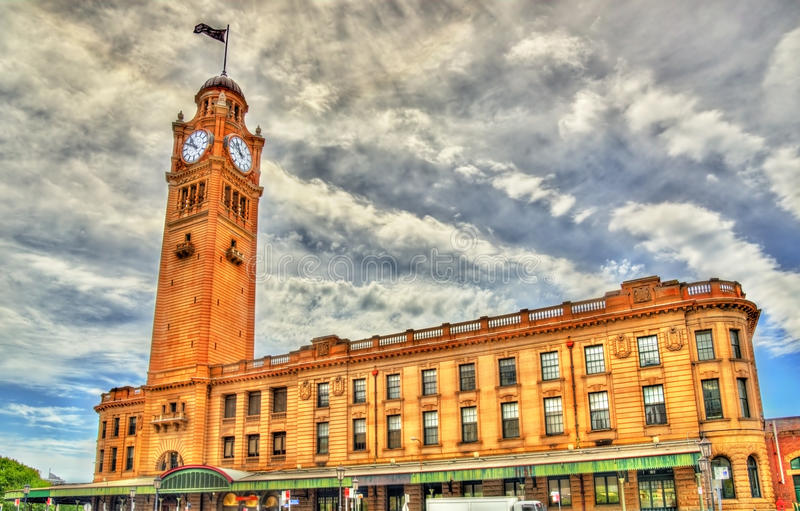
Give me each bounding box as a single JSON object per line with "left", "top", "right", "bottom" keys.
{"left": 1, "top": 0, "right": 799, "bottom": 482}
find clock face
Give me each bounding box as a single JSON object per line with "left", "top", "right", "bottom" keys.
{"left": 181, "top": 129, "right": 212, "bottom": 164}
{"left": 226, "top": 135, "right": 252, "bottom": 173}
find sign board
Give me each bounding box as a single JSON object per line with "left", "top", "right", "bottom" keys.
{"left": 550, "top": 492, "right": 560, "bottom": 503}
{"left": 344, "top": 489, "right": 350, "bottom": 499}
{"left": 711, "top": 480, "right": 722, "bottom": 490}
{"left": 289, "top": 501, "right": 299, "bottom": 505}
{"left": 713, "top": 467, "right": 730, "bottom": 480}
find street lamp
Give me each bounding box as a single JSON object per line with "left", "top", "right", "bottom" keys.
{"left": 23, "top": 484, "right": 30, "bottom": 511}
{"left": 336, "top": 466, "right": 345, "bottom": 511}
{"left": 153, "top": 477, "right": 162, "bottom": 511}
{"left": 617, "top": 472, "right": 627, "bottom": 511}
{"left": 698, "top": 437, "right": 712, "bottom": 511}
{"left": 130, "top": 488, "right": 137, "bottom": 511}
{"left": 352, "top": 478, "right": 359, "bottom": 511}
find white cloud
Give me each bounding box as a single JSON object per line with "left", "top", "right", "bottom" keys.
{"left": 558, "top": 89, "right": 607, "bottom": 138}
{"left": 762, "top": 26, "right": 800, "bottom": 126}
{"left": 506, "top": 30, "right": 593, "bottom": 69}
{"left": 762, "top": 146, "right": 800, "bottom": 221}
{"left": 609, "top": 201, "right": 800, "bottom": 354}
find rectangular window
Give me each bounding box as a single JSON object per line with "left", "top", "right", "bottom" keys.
{"left": 696, "top": 330, "right": 715, "bottom": 360}
{"left": 499, "top": 357, "right": 517, "bottom": 386}
{"left": 548, "top": 477, "right": 572, "bottom": 506}
{"left": 247, "top": 434, "right": 260, "bottom": 457}
{"left": 386, "top": 374, "right": 401, "bottom": 400}
{"left": 459, "top": 363, "right": 476, "bottom": 391}
{"left": 127, "top": 416, "right": 136, "bottom": 436}
{"left": 422, "top": 369, "right": 437, "bottom": 395}
{"left": 544, "top": 397, "right": 564, "bottom": 435}
{"left": 702, "top": 379, "right": 723, "bottom": 419}
{"left": 584, "top": 345, "right": 605, "bottom": 374}
{"left": 501, "top": 402, "right": 520, "bottom": 438}
{"left": 317, "top": 422, "right": 329, "bottom": 454}
{"left": 387, "top": 414, "right": 402, "bottom": 449}
{"left": 589, "top": 391, "right": 610, "bottom": 430}
{"left": 643, "top": 385, "right": 667, "bottom": 425}
{"left": 353, "top": 378, "right": 366, "bottom": 404}
{"left": 637, "top": 335, "right": 661, "bottom": 367}
{"left": 98, "top": 449, "right": 104, "bottom": 473}
{"left": 730, "top": 330, "right": 742, "bottom": 358}
{"left": 504, "top": 478, "right": 525, "bottom": 497}
{"left": 594, "top": 474, "right": 620, "bottom": 504}
{"left": 248, "top": 391, "right": 261, "bottom": 416}
{"left": 317, "top": 382, "right": 329, "bottom": 408}
{"left": 224, "top": 394, "right": 236, "bottom": 419}
{"left": 101, "top": 421, "right": 107, "bottom": 439}
{"left": 223, "top": 436, "right": 235, "bottom": 459}
{"left": 272, "top": 387, "right": 287, "bottom": 413}
{"left": 461, "top": 406, "right": 478, "bottom": 443}
{"left": 462, "top": 481, "right": 483, "bottom": 497}
{"left": 737, "top": 378, "right": 751, "bottom": 418}
{"left": 272, "top": 432, "right": 286, "bottom": 456}
{"left": 110, "top": 447, "right": 118, "bottom": 471}
{"left": 125, "top": 446, "right": 134, "bottom": 471}
{"left": 541, "top": 351, "right": 560, "bottom": 381}
{"left": 113, "top": 417, "right": 120, "bottom": 437}
{"left": 423, "top": 410, "right": 439, "bottom": 445}
{"left": 353, "top": 418, "right": 367, "bottom": 451}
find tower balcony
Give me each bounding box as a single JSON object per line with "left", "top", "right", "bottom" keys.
{"left": 151, "top": 412, "right": 188, "bottom": 432}
{"left": 226, "top": 247, "right": 244, "bottom": 265}
{"left": 175, "top": 241, "right": 195, "bottom": 259}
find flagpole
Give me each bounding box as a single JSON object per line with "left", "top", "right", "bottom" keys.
{"left": 222, "top": 24, "right": 230, "bottom": 76}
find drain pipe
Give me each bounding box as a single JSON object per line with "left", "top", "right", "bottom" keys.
{"left": 773, "top": 421, "right": 785, "bottom": 484}
{"left": 566, "top": 338, "right": 585, "bottom": 511}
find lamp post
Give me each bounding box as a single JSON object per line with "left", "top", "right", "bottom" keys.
{"left": 698, "top": 437, "right": 712, "bottom": 511}
{"left": 130, "top": 489, "right": 136, "bottom": 511}
{"left": 23, "top": 484, "right": 30, "bottom": 511}
{"left": 617, "top": 472, "right": 626, "bottom": 511}
{"left": 153, "top": 477, "right": 162, "bottom": 511}
{"left": 336, "top": 466, "right": 345, "bottom": 511}
{"left": 352, "top": 478, "right": 359, "bottom": 511}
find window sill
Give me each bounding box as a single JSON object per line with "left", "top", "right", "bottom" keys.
{"left": 693, "top": 358, "right": 722, "bottom": 365}
{"left": 700, "top": 417, "right": 729, "bottom": 424}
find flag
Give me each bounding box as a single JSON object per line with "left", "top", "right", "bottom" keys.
{"left": 194, "top": 23, "right": 226, "bottom": 43}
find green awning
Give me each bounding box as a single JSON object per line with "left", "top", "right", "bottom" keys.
{"left": 233, "top": 477, "right": 351, "bottom": 491}
{"left": 410, "top": 453, "right": 700, "bottom": 483}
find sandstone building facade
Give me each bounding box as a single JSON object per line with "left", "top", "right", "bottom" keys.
{"left": 4, "top": 76, "right": 776, "bottom": 511}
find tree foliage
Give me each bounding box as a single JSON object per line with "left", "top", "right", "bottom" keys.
{"left": 0, "top": 456, "right": 49, "bottom": 497}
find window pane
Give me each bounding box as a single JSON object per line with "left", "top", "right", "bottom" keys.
{"left": 637, "top": 335, "right": 660, "bottom": 367}
{"left": 461, "top": 407, "right": 478, "bottom": 443}
{"left": 499, "top": 358, "right": 517, "bottom": 386}
{"left": 422, "top": 369, "right": 437, "bottom": 395}
{"left": 585, "top": 345, "right": 605, "bottom": 374}
{"left": 423, "top": 411, "right": 438, "bottom": 445}
{"left": 272, "top": 387, "right": 287, "bottom": 413}
{"left": 459, "top": 363, "right": 476, "bottom": 391}
{"left": 224, "top": 395, "right": 236, "bottom": 418}
{"left": 747, "top": 456, "right": 761, "bottom": 498}
{"left": 643, "top": 385, "right": 667, "bottom": 425}
{"left": 712, "top": 457, "right": 735, "bottom": 498}
{"left": 387, "top": 374, "right": 400, "bottom": 399}
{"left": 738, "top": 378, "right": 751, "bottom": 418}
{"left": 353, "top": 378, "right": 366, "bottom": 403}
{"left": 696, "top": 330, "right": 715, "bottom": 360}
{"left": 317, "top": 422, "right": 329, "bottom": 454}
{"left": 317, "top": 382, "right": 329, "bottom": 408}
{"left": 544, "top": 397, "right": 564, "bottom": 435}
{"left": 589, "top": 391, "right": 610, "bottom": 430}
{"left": 248, "top": 391, "right": 261, "bottom": 416}
{"left": 730, "top": 330, "right": 742, "bottom": 358}
{"left": 387, "top": 415, "right": 401, "bottom": 449}
{"left": 502, "top": 402, "right": 519, "bottom": 438}
{"left": 702, "top": 379, "right": 723, "bottom": 419}
{"left": 541, "top": 351, "right": 560, "bottom": 380}
{"left": 353, "top": 418, "right": 366, "bottom": 451}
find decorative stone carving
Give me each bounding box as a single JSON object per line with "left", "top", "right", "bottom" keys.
{"left": 666, "top": 327, "right": 685, "bottom": 351}
{"left": 299, "top": 380, "right": 312, "bottom": 400}
{"left": 316, "top": 342, "right": 329, "bottom": 357}
{"left": 332, "top": 376, "right": 345, "bottom": 396}
{"left": 611, "top": 334, "right": 632, "bottom": 358}
{"left": 633, "top": 286, "right": 652, "bottom": 303}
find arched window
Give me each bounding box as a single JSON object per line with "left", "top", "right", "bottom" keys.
{"left": 711, "top": 456, "right": 735, "bottom": 498}
{"left": 791, "top": 457, "right": 800, "bottom": 470}
{"left": 747, "top": 456, "right": 761, "bottom": 498}
{"left": 155, "top": 450, "right": 183, "bottom": 471}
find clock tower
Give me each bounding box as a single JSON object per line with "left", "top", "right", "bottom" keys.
{"left": 147, "top": 75, "right": 264, "bottom": 386}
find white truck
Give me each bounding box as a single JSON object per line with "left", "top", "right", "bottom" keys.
{"left": 426, "top": 497, "right": 545, "bottom": 511}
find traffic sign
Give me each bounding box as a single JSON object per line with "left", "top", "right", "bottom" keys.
{"left": 289, "top": 501, "right": 299, "bottom": 505}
